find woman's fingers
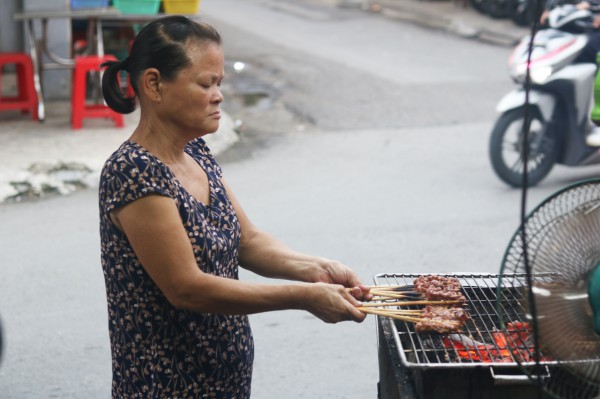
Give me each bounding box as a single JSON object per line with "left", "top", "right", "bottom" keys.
{"left": 347, "top": 285, "right": 373, "bottom": 301}
{"left": 342, "top": 287, "right": 368, "bottom": 322}
{"left": 349, "top": 307, "right": 367, "bottom": 322}
{"left": 308, "top": 283, "right": 368, "bottom": 323}
{"left": 342, "top": 287, "right": 363, "bottom": 306}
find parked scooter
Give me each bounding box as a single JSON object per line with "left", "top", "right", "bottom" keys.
{"left": 471, "top": 0, "right": 513, "bottom": 19}
{"left": 470, "top": 0, "right": 543, "bottom": 23}
{"left": 509, "top": 0, "right": 538, "bottom": 26}
{"left": 489, "top": 4, "right": 600, "bottom": 187}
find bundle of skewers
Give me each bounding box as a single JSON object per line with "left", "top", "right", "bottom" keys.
{"left": 358, "top": 276, "right": 470, "bottom": 333}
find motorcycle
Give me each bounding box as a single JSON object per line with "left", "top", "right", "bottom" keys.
{"left": 489, "top": 4, "right": 600, "bottom": 187}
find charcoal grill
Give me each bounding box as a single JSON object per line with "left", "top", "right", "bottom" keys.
{"left": 375, "top": 272, "right": 559, "bottom": 399}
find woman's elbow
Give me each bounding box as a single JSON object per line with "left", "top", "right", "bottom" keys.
{"left": 164, "top": 282, "right": 200, "bottom": 311}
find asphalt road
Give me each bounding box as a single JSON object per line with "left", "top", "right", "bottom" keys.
{"left": 2, "top": 1, "right": 600, "bottom": 398}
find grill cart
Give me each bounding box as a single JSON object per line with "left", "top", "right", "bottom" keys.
{"left": 374, "top": 273, "right": 558, "bottom": 399}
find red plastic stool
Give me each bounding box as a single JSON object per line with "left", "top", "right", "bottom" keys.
{"left": 0, "top": 53, "right": 38, "bottom": 120}
{"left": 71, "top": 55, "right": 124, "bottom": 130}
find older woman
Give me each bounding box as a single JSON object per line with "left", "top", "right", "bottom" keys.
{"left": 98, "top": 16, "right": 369, "bottom": 398}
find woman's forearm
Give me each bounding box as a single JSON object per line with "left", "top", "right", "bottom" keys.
{"left": 173, "top": 273, "right": 308, "bottom": 314}
{"left": 238, "top": 229, "right": 329, "bottom": 282}
{"left": 173, "top": 272, "right": 365, "bottom": 323}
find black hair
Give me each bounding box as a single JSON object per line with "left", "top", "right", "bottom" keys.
{"left": 101, "top": 16, "right": 221, "bottom": 114}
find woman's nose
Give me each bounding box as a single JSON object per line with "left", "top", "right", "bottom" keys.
{"left": 213, "top": 88, "right": 224, "bottom": 103}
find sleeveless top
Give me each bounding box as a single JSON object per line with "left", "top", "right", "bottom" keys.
{"left": 98, "top": 138, "right": 253, "bottom": 398}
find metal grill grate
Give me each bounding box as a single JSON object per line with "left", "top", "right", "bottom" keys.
{"left": 374, "top": 273, "right": 559, "bottom": 369}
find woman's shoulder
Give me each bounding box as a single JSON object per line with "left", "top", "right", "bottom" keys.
{"left": 99, "top": 141, "right": 174, "bottom": 208}
{"left": 100, "top": 140, "right": 173, "bottom": 191}
{"left": 103, "top": 140, "right": 162, "bottom": 175}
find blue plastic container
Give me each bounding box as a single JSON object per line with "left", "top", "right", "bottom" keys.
{"left": 70, "top": 0, "right": 109, "bottom": 9}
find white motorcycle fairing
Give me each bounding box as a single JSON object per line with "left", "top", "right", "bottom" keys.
{"left": 495, "top": 89, "right": 556, "bottom": 120}
{"left": 495, "top": 63, "right": 597, "bottom": 122}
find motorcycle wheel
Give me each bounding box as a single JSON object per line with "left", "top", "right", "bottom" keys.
{"left": 470, "top": 0, "right": 488, "bottom": 14}
{"left": 509, "top": 0, "right": 534, "bottom": 26}
{"left": 489, "top": 106, "right": 559, "bottom": 187}
{"left": 485, "top": 0, "right": 512, "bottom": 19}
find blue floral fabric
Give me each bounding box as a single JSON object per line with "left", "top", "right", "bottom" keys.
{"left": 99, "top": 138, "right": 253, "bottom": 398}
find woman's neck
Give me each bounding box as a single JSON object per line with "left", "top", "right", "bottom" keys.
{"left": 129, "top": 118, "right": 190, "bottom": 166}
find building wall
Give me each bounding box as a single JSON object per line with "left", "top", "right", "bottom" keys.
{"left": 22, "top": 0, "right": 71, "bottom": 99}
{"left": 0, "top": 0, "right": 24, "bottom": 53}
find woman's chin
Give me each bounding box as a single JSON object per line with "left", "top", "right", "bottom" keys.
{"left": 195, "top": 123, "right": 220, "bottom": 137}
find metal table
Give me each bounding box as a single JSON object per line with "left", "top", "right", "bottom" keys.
{"left": 13, "top": 8, "right": 200, "bottom": 121}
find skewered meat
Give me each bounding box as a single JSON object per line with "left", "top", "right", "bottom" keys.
{"left": 413, "top": 275, "right": 466, "bottom": 302}
{"left": 415, "top": 318, "right": 461, "bottom": 334}
{"left": 414, "top": 275, "right": 461, "bottom": 291}
{"left": 422, "top": 306, "right": 470, "bottom": 323}
{"left": 415, "top": 305, "right": 470, "bottom": 333}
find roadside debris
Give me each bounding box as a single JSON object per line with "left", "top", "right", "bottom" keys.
{"left": 2, "top": 162, "right": 94, "bottom": 202}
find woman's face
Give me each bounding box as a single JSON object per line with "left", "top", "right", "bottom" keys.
{"left": 158, "top": 41, "right": 225, "bottom": 136}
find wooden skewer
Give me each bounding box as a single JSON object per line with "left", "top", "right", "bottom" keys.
{"left": 357, "top": 306, "right": 422, "bottom": 313}
{"left": 358, "top": 307, "right": 463, "bottom": 327}
{"left": 346, "top": 287, "right": 416, "bottom": 293}
{"left": 371, "top": 287, "right": 419, "bottom": 293}
{"left": 370, "top": 292, "right": 414, "bottom": 300}
{"left": 374, "top": 309, "right": 422, "bottom": 314}
{"left": 358, "top": 307, "right": 425, "bottom": 323}
{"left": 367, "top": 285, "right": 415, "bottom": 291}
{"left": 372, "top": 293, "right": 420, "bottom": 298}
{"left": 345, "top": 287, "right": 419, "bottom": 300}
{"left": 344, "top": 286, "right": 416, "bottom": 293}
{"left": 360, "top": 299, "right": 462, "bottom": 307}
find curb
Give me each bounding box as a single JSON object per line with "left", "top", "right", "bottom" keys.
{"left": 367, "top": 0, "right": 526, "bottom": 47}
{"left": 0, "top": 108, "right": 239, "bottom": 203}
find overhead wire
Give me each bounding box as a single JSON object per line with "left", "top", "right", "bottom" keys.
{"left": 519, "top": 0, "right": 548, "bottom": 395}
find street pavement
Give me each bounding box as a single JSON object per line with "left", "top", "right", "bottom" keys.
{"left": 0, "top": 0, "right": 529, "bottom": 204}
{"left": 0, "top": 1, "right": 542, "bottom": 398}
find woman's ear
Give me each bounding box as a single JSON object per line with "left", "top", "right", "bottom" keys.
{"left": 139, "top": 68, "right": 162, "bottom": 103}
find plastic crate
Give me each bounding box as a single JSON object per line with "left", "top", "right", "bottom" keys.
{"left": 70, "top": 0, "right": 109, "bottom": 9}
{"left": 163, "top": 0, "right": 201, "bottom": 14}
{"left": 113, "top": 0, "right": 161, "bottom": 14}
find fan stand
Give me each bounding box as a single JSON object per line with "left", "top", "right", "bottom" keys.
{"left": 588, "top": 265, "right": 600, "bottom": 334}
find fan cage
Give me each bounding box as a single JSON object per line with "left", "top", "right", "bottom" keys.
{"left": 497, "top": 178, "right": 600, "bottom": 398}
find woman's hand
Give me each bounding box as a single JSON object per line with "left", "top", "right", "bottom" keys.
{"left": 313, "top": 258, "right": 372, "bottom": 302}
{"left": 304, "top": 282, "right": 366, "bottom": 323}
{"left": 577, "top": 1, "right": 592, "bottom": 9}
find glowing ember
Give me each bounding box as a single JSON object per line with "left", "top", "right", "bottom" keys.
{"left": 443, "top": 322, "right": 552, "bottom": 363}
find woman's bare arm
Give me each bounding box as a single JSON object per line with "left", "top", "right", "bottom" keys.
{"left": 111, "top": 194, "right": 366, "bottom": 322}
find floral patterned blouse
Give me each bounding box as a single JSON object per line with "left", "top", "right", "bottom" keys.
{"left": 99, "top": 138, "right": 253, "bottom": 398}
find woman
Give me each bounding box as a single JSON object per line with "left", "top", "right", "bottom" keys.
{"left": 98, "top": 16, "right": 369, "bottom": 398}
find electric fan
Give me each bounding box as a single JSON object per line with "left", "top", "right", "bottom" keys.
{"left": 498, "top": 178, "right": 600, "bottom": 398}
